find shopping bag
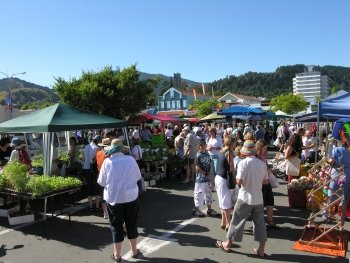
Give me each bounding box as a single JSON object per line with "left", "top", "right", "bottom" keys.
{"left": 285, "top": 156, "right": 301, "bottom": 176}
{"left": 268, "top": 170, "right": 279, "bottom": 188}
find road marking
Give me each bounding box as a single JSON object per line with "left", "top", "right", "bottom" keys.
{"left": 123, "top": 217, "right": 198, "bottom": 260}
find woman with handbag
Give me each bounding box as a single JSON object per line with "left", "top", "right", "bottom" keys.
{"left": 284, "top": 128, "right": 305, "bottom": 183}
{"left": 217, "top": 137, "right": 236, "bottom": 231}
{"left": 256, "top": 139, "right": 280, "bottom": 230}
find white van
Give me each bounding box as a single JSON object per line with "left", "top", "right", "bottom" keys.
{"left": 0, "top": 132, "right": 69, "bottom": 157}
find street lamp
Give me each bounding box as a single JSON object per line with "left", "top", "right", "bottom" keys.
{"left": 0, "top": 71, "right": 26, "bottom": 117}
{"left": 0, "top": 71, "right": 26, "bottom": 79}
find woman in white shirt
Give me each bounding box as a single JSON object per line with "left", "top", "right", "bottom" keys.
{"left": 98, "top": 139, "right": 142, "bottom": 262}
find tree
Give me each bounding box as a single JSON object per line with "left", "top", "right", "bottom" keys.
{"left": 270, "top": 93, "right": 308, "bottom": 114}
{"left": 53, "top": 65, "right": 155, "bottom": 119}
{"left": 190, "top": 99, "right": 219, "bottom": 118}
{"left": 330, "top": 86, "right": 337, "bottom": 95}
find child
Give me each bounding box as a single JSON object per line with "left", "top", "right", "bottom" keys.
{"left": 193, "top": 139, "right": 219, "bottom": 217}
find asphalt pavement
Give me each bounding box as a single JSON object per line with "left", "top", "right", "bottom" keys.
{"left": 0, "top": 173, "right": 349, "bottom": 263}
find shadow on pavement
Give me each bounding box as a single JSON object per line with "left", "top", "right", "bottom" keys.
{"left": 0, "top": 244, "right": 24, "bottom": 258}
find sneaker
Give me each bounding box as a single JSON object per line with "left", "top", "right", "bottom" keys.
{"left": 193, "top": 210, "right": 205, "bottom": 217}
{"left": 207, "top": 209, "right": 219, "bottom": 217}
{"left": 104, "top": 214, "right": 109, "bottom": 219}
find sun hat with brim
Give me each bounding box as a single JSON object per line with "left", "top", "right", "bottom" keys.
{"left": 98, "top": 138, "right": 111, "bottom": 147}
{"left": 104, "top": 139, "right": 129, "bottom": 155}
{"left": 240, "top": 140, "right": 256, "bottom": 156}
{"left": 10, "top": 138, "right": 26, "bottom": 147}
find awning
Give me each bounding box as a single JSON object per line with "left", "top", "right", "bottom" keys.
{"left": 142, "top": 113, "right": 179, "bottom": 122}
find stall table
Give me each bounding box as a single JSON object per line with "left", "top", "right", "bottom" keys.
{"left": 0, "top": 187, "right": 80, "bottom": 236}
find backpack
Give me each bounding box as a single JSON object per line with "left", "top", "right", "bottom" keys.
{"left": 18, "top": 148, "right": 32, "bottom": 169}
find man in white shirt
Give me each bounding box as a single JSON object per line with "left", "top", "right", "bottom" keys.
{"left": 215, "top": 140, "right": 268, "bottom": 257}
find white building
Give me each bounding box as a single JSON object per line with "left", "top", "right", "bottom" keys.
{"left": 217, "top": 93, "right": 261, "bottom": 108}
{"left": 293, "top": 66, "right": 329, "bottom": 106}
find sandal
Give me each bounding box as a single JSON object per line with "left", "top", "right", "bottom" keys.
{"left": 253, "top": 248, "right": 268, "bottom": 258}
{"left": 266, "top": 222, "right": 281, "bottom": 230}
{"left": 111, "top": 254, "right": 122, "bottom": 262}
{"left": 132, "top": 249, "right": 142, "bottom": 259}
{"left": 215, "top": 240, "right": 231, "bottom": 253}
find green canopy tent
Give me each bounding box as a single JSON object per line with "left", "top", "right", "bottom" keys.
{"left": 0, "top": 103, "right": 126, "bottom": 175}
{"left": 200, "top": 112, "right": 225, "bottom": 122}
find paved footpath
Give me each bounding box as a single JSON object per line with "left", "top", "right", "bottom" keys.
{"left": 0, "top": 176, "right": 349, "bottom": 263}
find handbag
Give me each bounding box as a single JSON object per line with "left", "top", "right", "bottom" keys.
{"left": 285, "top": 155, "right": 301, "bottom": 176}
{"left": 268, "top": 170, "right": 279, "bottom": 188}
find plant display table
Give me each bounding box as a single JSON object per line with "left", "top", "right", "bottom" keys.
{"left": 0, "top": 187, "right": 80, "bottom": 236}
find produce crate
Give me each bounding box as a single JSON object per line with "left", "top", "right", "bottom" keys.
{"left": 305, "top": 189, "right": 325, "bottom": 211}
{"left": 288, "top": 189, "right": 306, "bottom": 208}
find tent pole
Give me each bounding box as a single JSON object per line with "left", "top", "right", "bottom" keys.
{"left": 123, "top": 127, "right": 131, "bottom": 154}
{"left": 316, "top": 102, "right": 321, "bottom": 163}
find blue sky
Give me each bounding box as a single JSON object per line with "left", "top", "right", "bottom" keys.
{"left": 1, "top": 0, "right": 349, "bottom": 88}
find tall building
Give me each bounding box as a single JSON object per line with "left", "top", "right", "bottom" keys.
{"left": 293, "top": 66, "right": 329, "bottom": 105}
{"left": 173, "top": 73, "right": 181, "bottom": 90}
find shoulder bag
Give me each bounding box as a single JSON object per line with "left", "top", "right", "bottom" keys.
{"left": 285, "top": 155, "right": 301, "bottom": 176}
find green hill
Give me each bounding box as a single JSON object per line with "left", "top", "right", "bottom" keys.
{"left": 0, "top": 78, "right": 59, "bottom": 106}
{"left": 1, "top": 65, "right": 349, "bottom": 108}
{"left": 209, "top": 64, "right": 350, "bottom": 99}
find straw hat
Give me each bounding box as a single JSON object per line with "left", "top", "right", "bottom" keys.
{"left": 240, "top": 140, "right": 256, "bottom": 156}
{"left": 98, "top": 138, "right": 111, "bottom": 147}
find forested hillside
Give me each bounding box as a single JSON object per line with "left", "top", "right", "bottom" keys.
{"left": 209, "top": 65, "right": 350, "bottom": 99}
{"left": 0, "top": 78, "right": 59, "bottom": 106}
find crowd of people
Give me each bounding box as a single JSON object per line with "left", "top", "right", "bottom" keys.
{"left": 1, "top": 118, "right": 349, "bottom": 261}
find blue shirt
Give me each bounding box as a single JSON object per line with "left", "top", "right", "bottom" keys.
{"left": 195, "top": 151, "right": 211, "bottom": 183}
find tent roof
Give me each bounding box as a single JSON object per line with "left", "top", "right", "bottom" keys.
{"left": 275, "top": 110, "right": 289, "bottom": 116}
{"left": 218, "top": 106, "right": 264, "bottom": 116}
{"left": 0, "top": 103, "right": 126, "bottom": 133}
{"left": 200, "top": 112, "right": 225, "bottom": 121}
{"left": 142, "top": 113, "right": 179, "bottom": 122}
{"left": 126, "top": 115, "right": 147, "bottom": 125}
{"left": 319, "top": 92, "right": 350, "bottom": 119}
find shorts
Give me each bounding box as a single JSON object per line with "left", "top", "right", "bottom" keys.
{"left": 107, "top": 198, "right": 139, "bottom": 243}
{"left": 184, "top": 158, "right": 194, "bottom": 165}
{"left": 83, "top": 168, "right": 99, "bottom": 196}
{"left": 194, "top": 182, "right": 212, "bottom": 207}
{"left": 215, "top": 175, "right": 232, "bottom": 209}
{"left": 262, "top": 183, "right": 274, "bottom": 207}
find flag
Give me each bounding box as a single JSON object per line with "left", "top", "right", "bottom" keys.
{"left": 192, "top": 88, "right": 197, "bottom": 100}
{"left": 5, "top": 91, "right": 12, "bottom": 112}
{"left": 201, "top": 83, "right": 206, "bottom": 96}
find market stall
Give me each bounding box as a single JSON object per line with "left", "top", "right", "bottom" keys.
{"left": 0, "top": 103, "right": 126, "bottom": 229}
{"left": 0, "top": 103, "right": 126, "bottom": 175}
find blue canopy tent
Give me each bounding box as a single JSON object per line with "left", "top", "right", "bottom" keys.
{"left": 332, "top": 118, "right": 350, "bottom": 141}
{"left": 218, "top": 106, "right": 264, "bottom": 116}
{"left": 318, "top": 92, "right": 350, "bottom": 120}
